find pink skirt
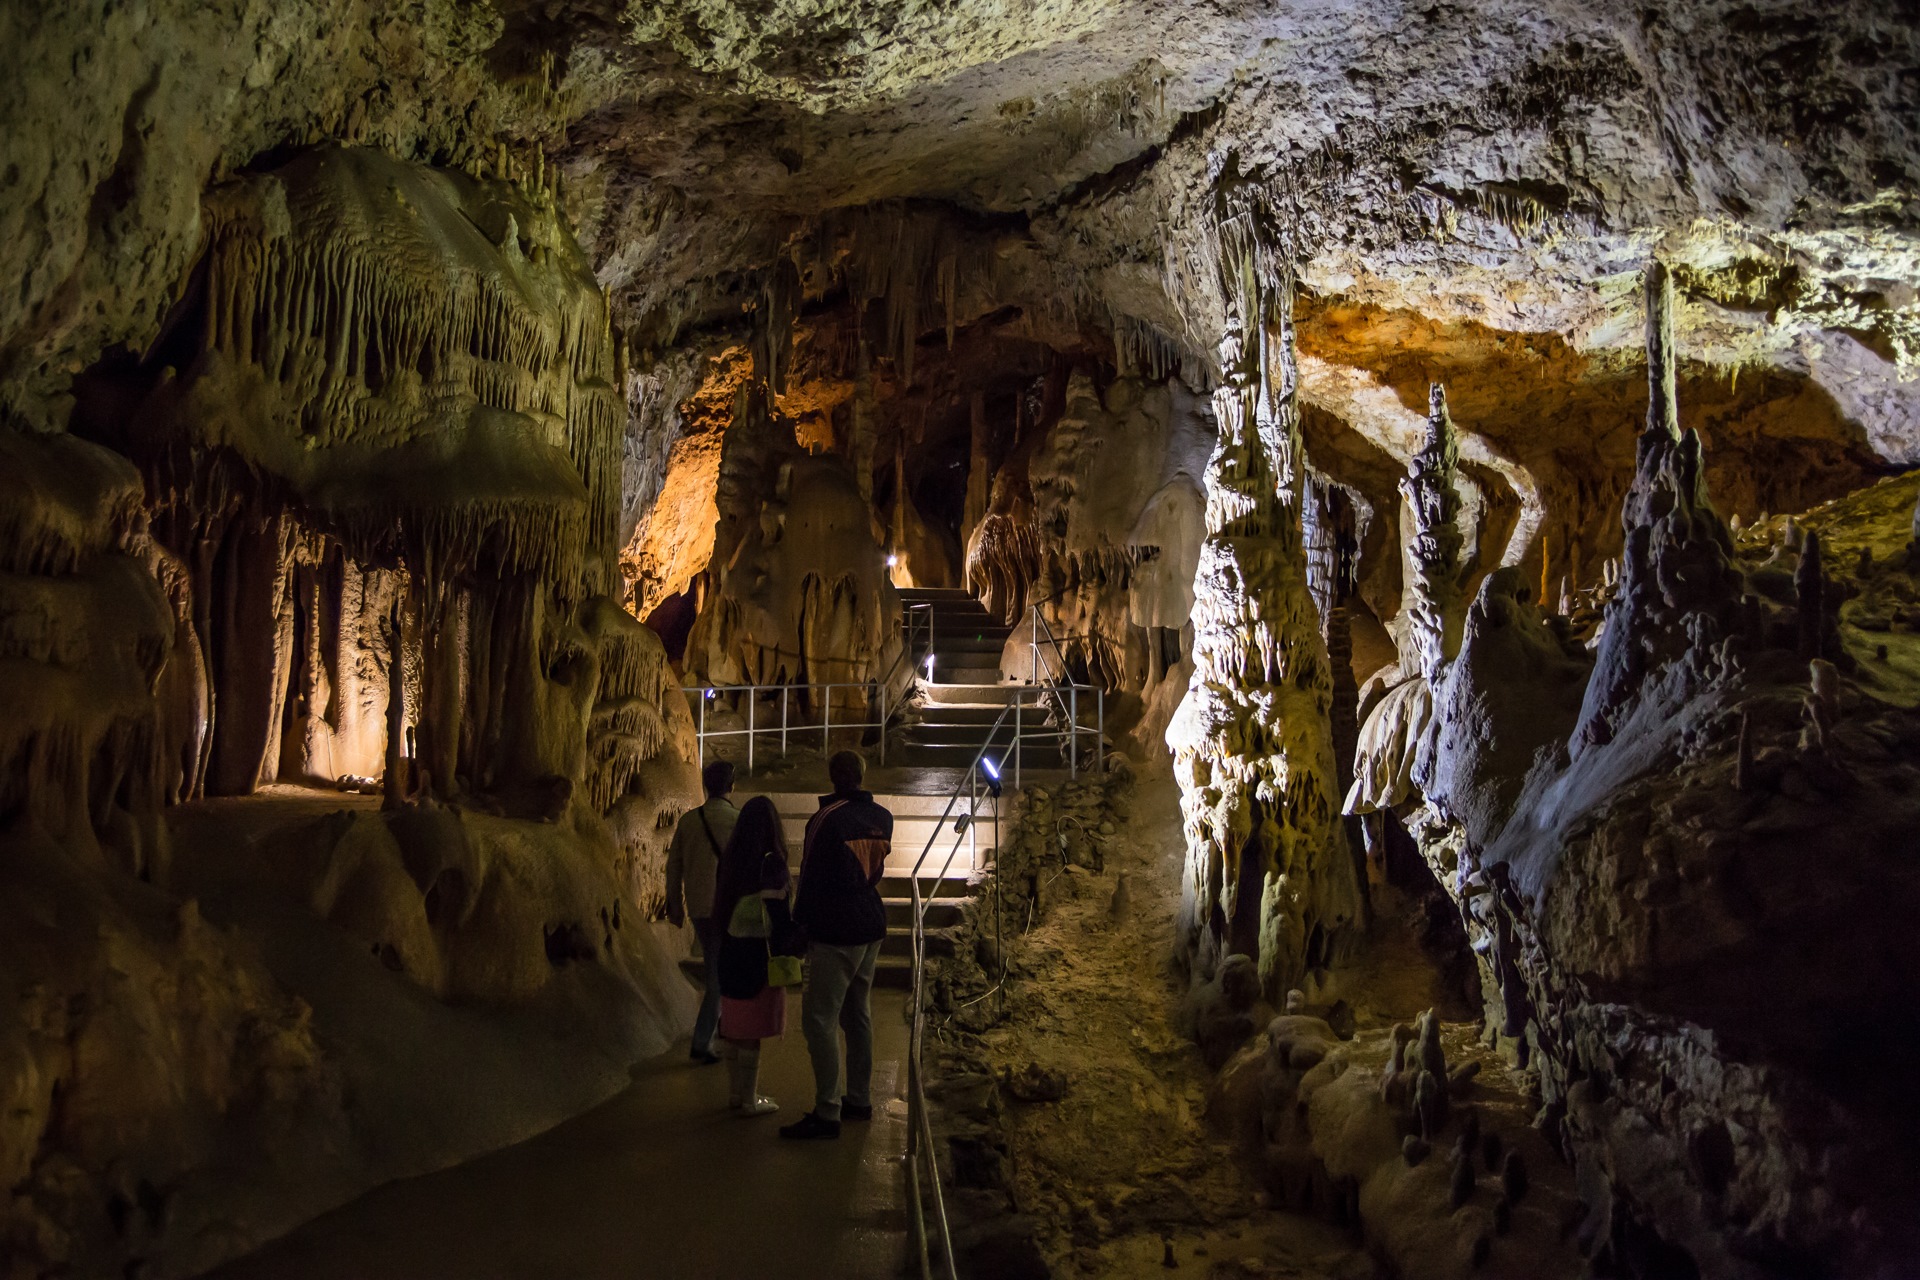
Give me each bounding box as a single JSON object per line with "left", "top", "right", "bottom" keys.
{"left": 719, "top": 985, "right": 786, "bottom": 1041}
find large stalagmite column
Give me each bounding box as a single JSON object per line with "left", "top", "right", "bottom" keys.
{"left": 1573, "top": 261, "right": 1738, "bottom": 748}
{"left": 1402, "top": 385, "right": 1466, "bottom": 685}
{"left": 1168, "top": 223, "right": 1362, "bottom": 999}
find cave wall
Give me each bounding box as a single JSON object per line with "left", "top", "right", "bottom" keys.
{"left": 1345, "top": 269, "right": 1920, "bottom": 1277}
{"left": 1, "top": 138, "right": 699, "bottom": 1279}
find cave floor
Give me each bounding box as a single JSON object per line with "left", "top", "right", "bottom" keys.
{"left": 209, "top": 990, "right": 913, "bottom": 1280}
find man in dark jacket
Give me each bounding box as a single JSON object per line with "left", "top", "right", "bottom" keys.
{"left": 780, "top": 750, "right": 893, "bottom": 1140}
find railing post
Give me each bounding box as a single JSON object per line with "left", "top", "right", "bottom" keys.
{"left": 1097, "top": 688, "right": 1105, "bottom": 773}
{"left": 1014, "top": 695, "right": 1022, "bottom": 790}
{"left": 969, "top": 775, "right": 978, "bottom": 873}
{"left": 823, "top": 685, "right": 831, "bottom": 754}
{"left": 747, "top": 686, "right": 755, "bottom": 776}
{"left": 698, "top": 688, "right": 707, "bottom": 767}
{"left": 1069, "top": 685, "right": 1078, "bottom": 778}
{"left": 782, "top": 686, "right": 789, "bottom": 758}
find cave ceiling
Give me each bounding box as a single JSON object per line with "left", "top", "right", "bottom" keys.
{"left": 4, "top": 0, "right": 1918, "bottom": 480}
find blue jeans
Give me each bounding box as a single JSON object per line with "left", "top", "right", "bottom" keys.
{"left": 691, "top": 918, "right": 723, "bottom": 1054}
{"left": 802, "top": 940, "right": 882, "bottom": 1121}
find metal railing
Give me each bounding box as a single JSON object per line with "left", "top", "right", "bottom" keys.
{"left": 1024, "top": 605, "right": 1105, "bottom": 779}
{"left": 680, "top": 604, "right": 934, "bottom": 774}
{"left": 682, "top": 681, "right": 893, "bottom": 771}
{"left": 904, "top": 699, "right": 1019, "bottom": 1280}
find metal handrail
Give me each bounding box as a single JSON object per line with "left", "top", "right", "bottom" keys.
{"left": 904, "top": 697, "right": 1020, "bottom": 1280}
{"left": 878, "top": 601, "right": 935, "bottom": 710}
{"left": 1025, "top": 605, "right": 1105, "bottom": 776}
{"left": 680, "top": 605, "right": 934, "bottom": 776}
{"left": 683, "top": 679, "right": 891, "bottom": 772}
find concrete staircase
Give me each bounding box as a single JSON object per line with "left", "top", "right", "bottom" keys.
{"left": 895, "top": 587, "right": 1064, "bottom": 771}
{"left": 680, "top": 586, "right": 1096, "bottom": 994}
{"left": 682, "top": 789, "right": 994, "bottom": 991}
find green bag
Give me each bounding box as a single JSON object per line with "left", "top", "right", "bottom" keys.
{"left": 727, "top": 893, "right": 771, "bottom": 939}
{"left": 766, "top": 952, "right": 804, "bottom": 988}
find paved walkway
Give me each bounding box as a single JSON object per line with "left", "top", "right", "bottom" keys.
{"left": 212, "top": 990, "right": 912, "bottom": 1280}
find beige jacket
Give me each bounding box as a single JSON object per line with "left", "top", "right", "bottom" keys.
{"left": 664, "top": 796, "right": 738, "bottom": 921}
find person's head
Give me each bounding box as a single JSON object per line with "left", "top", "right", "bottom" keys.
{"left": 827, "top": 750, "right": 865, "bottom": 796}
{"left": 702, "top": 759, "right": 735, "bottom": 799}
{"left": 729, "top": 795, "right": 787, "bottom": 863}
{"left": 713, "top": 795, "right": 790, "bottom": 926}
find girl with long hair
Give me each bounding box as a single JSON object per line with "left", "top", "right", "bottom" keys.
{"left": 710, "top": 795, "right": 796, "bottom": 1116}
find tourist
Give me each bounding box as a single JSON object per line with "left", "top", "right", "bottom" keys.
{"left": 711, "top": 795, "right": 798, "bottom": 1117}
{"left": 780, "top": 750, "right": 893, "bottom": 1141}
{"left": 665, "top": 760, "right": 739, "bottom": 1065}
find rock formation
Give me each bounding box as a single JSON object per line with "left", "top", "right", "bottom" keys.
{"left": 5, "top": 1, "right": 1920, "bottom": 1274}
{"left": 1167, "top": 213, "right": 1364, "bottom": 1002}
{"left": 2, "top": 144, "right": 699, "bottom": 1277}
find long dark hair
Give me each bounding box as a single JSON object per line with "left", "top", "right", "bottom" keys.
{"left": 710, "top": 795, "right": 791, "bottom": 930}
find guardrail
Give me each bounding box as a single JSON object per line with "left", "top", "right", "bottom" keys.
{"left": 682, "top": 680, "right": 895, "bottom": 771}
{"left": 680, "top": 604, "right": 934, "bottom": 774}
{"left": 904, "top": 700, "right": 1018, "bottom": 1280}
{"left": 1024, "top": 605, "right": 1105, "bottom": 778}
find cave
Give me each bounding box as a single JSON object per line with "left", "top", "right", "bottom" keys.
{"left": 4, "top": 2, "right": 1919, "bottom": 1278}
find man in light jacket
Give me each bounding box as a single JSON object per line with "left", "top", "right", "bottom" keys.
{"left": 781, "top": 750, "right": 892, "bottom": 1140}
{"left": 666, "top": 760, "right": 739, "bottom": 1065}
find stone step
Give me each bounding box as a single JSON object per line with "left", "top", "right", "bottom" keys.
{"left": 884, "top": 925, "right": 958, "bottom": 958}
{"left": 758, "top": 791, "right": 997, "bottom": 818}
{"left": 773, "top": 812, "right": 995, "bottom": 847}
{"left": 885, "top": 897, "right": 965, "bottom": 929}
{"left": 920, "top": 682, "right": 1047, "bottom": 707}
{"left": 927, "top": 633, "right": 1008, "bottom": 654}
{"left": 895, "top": 744, "right": 1069, "bottom": 769}
{"left": 912, "top": 704, "right": 1017, "bottom": 726}
{"left": 930, "top": 663, "right": 1005, "bottom": 685}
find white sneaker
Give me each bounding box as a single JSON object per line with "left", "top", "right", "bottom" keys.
{"left": 735, "top": 1095, "right": 779, "bottom": 1117}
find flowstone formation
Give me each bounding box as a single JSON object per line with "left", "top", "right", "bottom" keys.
{"left": 2, "top": 147, "right": 698, "bottom": 1279}
{"left": 993, "top": 371, "right": 1215, "bottom": 749}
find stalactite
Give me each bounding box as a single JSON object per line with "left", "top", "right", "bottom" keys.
{"left": 852, "top": 331, "right": 877, "bottom": 506}
{"left": 964, "top": 391, "right": 991, "bottom": 550}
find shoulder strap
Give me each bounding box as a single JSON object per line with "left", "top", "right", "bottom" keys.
{"left": 694, "top": 805, "right": 723, "bottom": 859}
{"left": 802, "top": 798, "right": 850, "bottom": 868}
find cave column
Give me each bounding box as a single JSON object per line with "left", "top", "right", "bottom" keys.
{"left": 1401, "top": 385, "right": 1466, "bottom": 685}
{"left": 1168, "top": 221, "right": 1362, "bottom": 999}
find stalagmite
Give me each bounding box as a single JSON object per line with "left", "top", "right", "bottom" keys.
{"left": 1573, "top": 262, "right": 1738, "bottom": 749}
{"left": 1796, "top": 530, "right": 1825, "bottom": 660}
{"left": 1403, "top": 384, "right": 1466, "bottom": 685}
{"left": 1168, "top": 212, "right": 1362, "bottom": 999}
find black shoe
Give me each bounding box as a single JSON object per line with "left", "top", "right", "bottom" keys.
{"left": 779, "top": 1111, "right": 842, "bottom": 1140}
{"left": 689, "top": 1048, "right": 721, "bottom": 1066}
{"left": 840, "top": 1098, "right": 874, "bottom": 1121}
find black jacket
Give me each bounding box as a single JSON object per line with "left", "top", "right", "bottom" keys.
{"left": 717, "top": 897, "right": 797, "bottom": 1000}
{"left": 793, "top": 789, "right": 893, "bottom": 947}
{"left": 714, "top": 850, "right": 798, "bottom": 1000}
